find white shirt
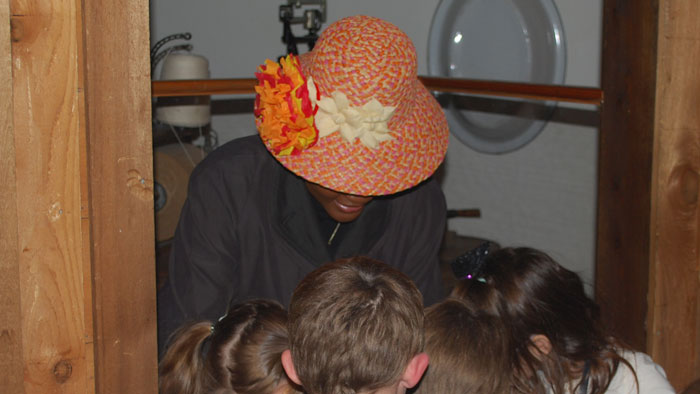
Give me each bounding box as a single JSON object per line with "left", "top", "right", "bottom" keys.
{"left": 547, "top": 350, "right": 676, "bottom": 394}
{"left": 604, "top": 350, "right": 675, "bottom": 394}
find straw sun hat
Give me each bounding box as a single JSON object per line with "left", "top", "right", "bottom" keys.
{"left": 254, "top": 15, "right": 448, "bottom": 196}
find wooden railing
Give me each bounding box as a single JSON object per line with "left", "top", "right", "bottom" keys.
{"left": 151, "top": 76, "right": 604, "bottom": 105}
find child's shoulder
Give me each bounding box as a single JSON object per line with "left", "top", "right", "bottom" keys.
{"left": 606, "top": 349, "right": 676, "bottom": 394}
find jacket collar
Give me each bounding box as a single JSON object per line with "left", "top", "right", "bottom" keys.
{"left": 274, "top": 169, "right": 390, "bottom": 266}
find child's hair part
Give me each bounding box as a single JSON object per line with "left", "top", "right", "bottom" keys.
{"left": 159, "top": 299, "right": 297, "bottom": 394}
{"left": 287, "top": 256, "right": 425, "bottom": 394}
{"left": 452, "top": 247, "right": 633, "bottom": 394}
{"left": 415, "top": 297, "right": 510, "bottom": 394}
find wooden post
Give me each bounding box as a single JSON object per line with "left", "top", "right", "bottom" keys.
{"left": 1, "top": 0, "right": 158, "bottom": 392}
{"left": 0, "top": 0, "right": 23, "bottom": 392}
{"left": 8, "top": 0, "right": 93, "bottom": 392}
{"left": 81, "top": 0, "right": 159, "bottom": 392}
{"left": 647, "top": 0, "right": 700, "bottom": 388}
{"left": 598, "top": 0, "right": 700, "bottom": 389}
{"left": 597, "top": 0, "right": 658, "bottom": 352}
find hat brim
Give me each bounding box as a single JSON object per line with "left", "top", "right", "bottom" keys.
{"left": 270, "top": 80, "right": 449, "bottom": 196}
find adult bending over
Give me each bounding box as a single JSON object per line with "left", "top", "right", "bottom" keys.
{"left": 158, "top": 15, "right": 450, "bottom": 353}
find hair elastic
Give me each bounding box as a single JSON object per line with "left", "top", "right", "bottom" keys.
{"left": 201, "top": 312, "right": 228, "bottom": 359}
{"left": 450, "top": 242, "right": 491, "bottom": 282}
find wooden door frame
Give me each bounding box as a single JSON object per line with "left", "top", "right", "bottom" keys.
{"left": 0, "top": 0, "right": 22, "bottom": 391}
{"left": 596, "top": 0, "right": 658, "bottom": 351}
{"left": 82, "top": 0, "right": 158, "bottom": 392}
{"left": 597, "top": 0, "right": 700, "bottom": 389}
{"left": 1, "top": 0, "right": 157, "bottom": 392}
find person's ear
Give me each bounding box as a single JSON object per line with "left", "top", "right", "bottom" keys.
{"left": 281, "top": 349, "right": 302, "bottom": 386}
{"left": 529, "top": 334, "right": 552, "bottom": 357}
{"left": 398, "top": 352, "right": 430, "bottom": 389}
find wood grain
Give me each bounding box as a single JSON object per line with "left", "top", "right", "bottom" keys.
{"left": 10, "top": 0, "right": 90, "bottom": 392}
{"left": 647, "top": 0, "right": 700, "bottom": 388}
{"left": 81, "top": 0, "right": 159, "bottom": 392}
{"left": 0, "top": 0, "right": 23, "bottom": 392}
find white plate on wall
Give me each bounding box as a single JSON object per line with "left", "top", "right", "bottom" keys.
{"left": 428, "top": 0, "right": 567, "bottom": 154}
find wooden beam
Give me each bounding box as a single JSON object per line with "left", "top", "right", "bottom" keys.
{"left": 596, "top": 0, "right": 658, "bottom": 352}
{"left": 151, "top": 77, "right": 604, "bottom": 105}
{"left": 0, "top": 0, "right": 23, "bottom": 391}
{"left": 152, "top": 78, "right": 257, "bottom": 97}
{"left": 82, "top": 0, "right": 158, "bottom": 392}
{"left": 419, "top": 76, "right": 603, "bottom": 105}
{"left": 9, "top": 0, "right": 92, "bottom": 392}
{"left": 647, "top": 0, "right": 700, "bottom": 389}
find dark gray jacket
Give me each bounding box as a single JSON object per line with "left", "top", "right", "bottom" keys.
{"left": 158, "top": 135, "right": 446, "bottom": 352}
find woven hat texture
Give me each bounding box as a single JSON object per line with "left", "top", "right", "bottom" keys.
{"left": 260, "top": 15, "right": 448, "bottom": 196}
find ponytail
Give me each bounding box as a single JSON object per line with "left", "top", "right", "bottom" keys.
{"left": 159, "top": 300, "right": 299, "bottom": 394}
{"left": 159, "top": 321, "right": 213, "bottom": 394}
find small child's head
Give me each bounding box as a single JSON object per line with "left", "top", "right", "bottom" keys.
{"left": 451, "top": 247, "right": 624, "bottom": 393}
{"left": 282, "top": 256, "right": 429, "bottom": 394}
{"left": 414, "top": 298, "right": 511, "bottom": 394}
{"left": 159, "top": 299, "right": 300, "bottom": 394}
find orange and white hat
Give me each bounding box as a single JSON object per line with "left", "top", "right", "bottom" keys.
{"left": 254, "top": 15, "right": 448, "bottom": 196}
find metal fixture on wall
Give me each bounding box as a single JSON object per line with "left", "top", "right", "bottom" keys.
{"left": 150, "top": 33, "right": 218, "bottom": 152}
{"left": 279, "top": 0, "right": 326, "bottom": 56}
{"left": 151, "top": 33, "right": 193, "bottom": 74}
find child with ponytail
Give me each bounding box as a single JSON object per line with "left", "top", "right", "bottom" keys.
{"left": 158, "top": 299, "right": 301, "bottom": 394}
{"left": 450, "top": 244, "right": 676, "bottom": 394}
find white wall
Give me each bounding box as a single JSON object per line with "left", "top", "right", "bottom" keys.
{"left": 150, "top": 0, "right": 602, "bottom": 291}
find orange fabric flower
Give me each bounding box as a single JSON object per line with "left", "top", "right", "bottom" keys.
{"left": 254, "top": 55, "right": 318, "bottom": 156}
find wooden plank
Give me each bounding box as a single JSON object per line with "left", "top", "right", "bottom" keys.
{"left": 151, "top": 77, "right": 604, "bottom": 105}
{"left": 81, "top": 0, "right": 159, "bottom": 392}
{"left": 74, "top": 0, "right": 95, "bottom": 388}
{"left": 419, "top": 76, "right": 603, "bottom": 105}
{"left": 596, "top": 0, "right": 658, "bottom": 351}
{"left": 152, "top": 78, "right": 257, "bottom": 97}
{"left": 0, "top": 0, "right": 23, "bottom": 392}
{"left": 648, "top": 0, "right": 700, "bottom": 389}
{"left": 10, "top": 0, "right": 91, "bottom": 392}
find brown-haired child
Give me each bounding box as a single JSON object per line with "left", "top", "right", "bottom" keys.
{"left": 451, "top": 245, "right": 675, "bottom": 394}
{"left": 281, "top": 256, "right": 429, "bottom": 394}
{"left": 159, "top": 299, "right": 301, "bottom": 394}
{"left": 413, "top": 297, "right": 511, "bottom": 394}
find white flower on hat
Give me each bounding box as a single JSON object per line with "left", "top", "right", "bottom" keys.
{"left": 308, "top": 77, "right": 396, "bottom": 149}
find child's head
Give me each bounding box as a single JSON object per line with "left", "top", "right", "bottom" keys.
{"left": 159, "top": 299, "right": 300, "bottom": 394}
{"left": 451, "top": 247, "right": 626, "bottom": 394}
{"left": 414, "top": 298, "right": 511, "bottom": 394}
{"left": 282, "top": 256, "right": 429, "bottom": 394}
